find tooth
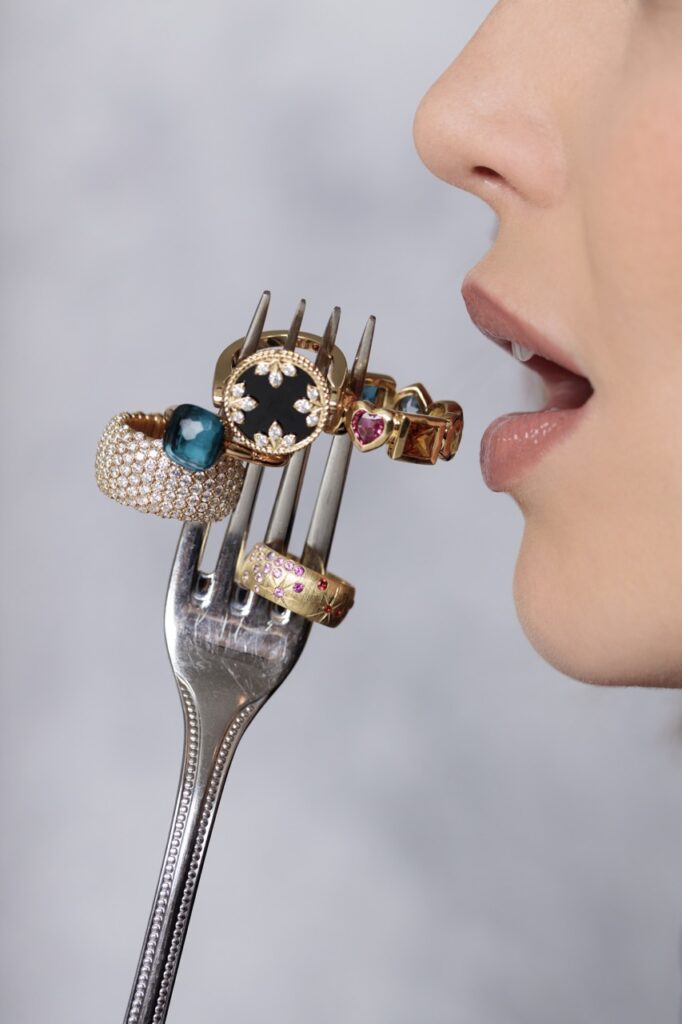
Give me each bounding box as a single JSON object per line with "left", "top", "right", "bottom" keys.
{"left": 511, "top": 341, "right": 535, "bottom": 363}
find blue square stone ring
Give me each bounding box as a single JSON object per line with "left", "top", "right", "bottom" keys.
{"left": 95, "top": 411, "right": 245, "bottom": 522}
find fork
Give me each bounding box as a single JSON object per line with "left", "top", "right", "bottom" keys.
{"left": 123, "top": 291, "right": 375, "bottom": 1024}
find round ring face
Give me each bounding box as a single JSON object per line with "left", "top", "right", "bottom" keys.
{"left": 222, "top": 349, "right": 330, "bottom": 456}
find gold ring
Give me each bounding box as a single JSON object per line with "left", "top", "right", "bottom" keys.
{"left": 237, "top": 543, "right": 355, "bottom": 627}
{"left": 95, "top": 411, "right": 245, "bottom": 521}
{"left": 213, "top": 331, "right": 349, "bottom": 461}
{"left": 323, "top": 372, "right": 398, "bottom": 435}
{"left": 345, "top": 381, "right": 464, "bottom": 464}
{"left": 221, "top": 348, "right": 331, "bottom": 457}
{"left": 213, "top": 330, "right": 348, "bottom": 407}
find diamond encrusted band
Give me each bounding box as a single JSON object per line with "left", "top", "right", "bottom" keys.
{"left": 237, "top": 543, "right": 355, "bottom": 627}
{"left": 95, "top": 412, "right": 246, "bottom": 521}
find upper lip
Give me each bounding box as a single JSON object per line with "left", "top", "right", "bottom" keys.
{"left": 460, "top": 277, "right": 589, "bottom": 381}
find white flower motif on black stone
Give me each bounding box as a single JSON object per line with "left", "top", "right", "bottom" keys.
{"left": 223, "top": 349, "right": 329, "bottom": 456}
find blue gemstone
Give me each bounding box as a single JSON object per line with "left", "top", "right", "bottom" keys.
{"left": 399, "top": 394, "right": 425, "bottom": 414}
{"left": 361, "top": 384, "right": 380, "bottom": 404}
{"left": 163, "top": 404, "right": 225, "bottom": 471}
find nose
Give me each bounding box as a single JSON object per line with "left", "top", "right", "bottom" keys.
{"left": 412, "top": 3, "right": 567, "bottom": 211}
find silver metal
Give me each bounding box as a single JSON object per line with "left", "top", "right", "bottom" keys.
{"left": 122, "top": 297, "right": 374, "bottom": 1024}
{"left": 237, "top": 290, "right": 271, "bottom": 362}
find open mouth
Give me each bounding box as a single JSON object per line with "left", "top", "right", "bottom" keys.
{"left": 461, "top": 278, "right": 596, "bottom": 490}
{"left": 460, "top": 277, "right": 595, "bottom": 410}
{"left": 502, "top": 343, "right": 594, "bottom": 411}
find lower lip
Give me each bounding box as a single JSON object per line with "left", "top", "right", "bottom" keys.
{"left": 480, "top": 403, "right": 592, "bottom": 492}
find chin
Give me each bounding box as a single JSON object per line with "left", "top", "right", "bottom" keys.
{"left": 510, "top": 518, "right": 682, "bottom": 690}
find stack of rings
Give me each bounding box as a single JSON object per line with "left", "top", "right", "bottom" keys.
{"left": 237, "top": 543, "right": 355, "bottom": 627}
{"left": 95, "top": 301, "right": 464, "bottom": 628}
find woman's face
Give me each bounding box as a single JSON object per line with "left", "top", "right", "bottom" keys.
{"left": 413, "top": 0, "right": 682, "bottom": 688}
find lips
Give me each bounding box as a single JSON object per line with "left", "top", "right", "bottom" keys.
{"left": 461, "top": 278, "right": 594, "bottom": 411}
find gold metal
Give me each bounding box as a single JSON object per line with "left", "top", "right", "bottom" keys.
{"left": 385, "top": 410, "right": 447, "bottom": 465}
{"left": 95, "top": 412, "right": 246, "bottom": 521}
{"left": 345, "top": 383, "right": 464, "bottom": 465}
{"left": 324, "top": 371, "right": 397, "bottom": 434}
{"left": 221, "top": 348, "right": 331, "bottom": 458}
{"left": 237, "top": 543, "right": 355, "bottom": 627}
{"left": 213, "top": 330, "right": 348, "bottom": 409}
{"left": 393, "top": 383, "right": 433, "bottom": 413}
{"left": 362, "top": 373, "right": 397, "bottom": 407}
{"left": 345, "top": 401, "right": 396, "bottom": 452}
{"left": 428, "top": 400, "right": 464, "bottom": 461}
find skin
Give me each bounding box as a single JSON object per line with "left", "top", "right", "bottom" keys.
{"left": 412, "top": 0, "right": 682, "bottom": 687}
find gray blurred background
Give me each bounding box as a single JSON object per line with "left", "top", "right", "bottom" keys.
{"left": 2, "top": 1, "right": 682, "bottom": 1021}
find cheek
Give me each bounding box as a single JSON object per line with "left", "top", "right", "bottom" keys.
{"left": 511, "top": 51, "right": 682, "bottom": 688}
{"left": 584, "top": 61, "right": 682, "bottom": 351}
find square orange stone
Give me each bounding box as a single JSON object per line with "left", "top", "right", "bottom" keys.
{"left": 401, "top": 420, "right": 444, "bottom": 464}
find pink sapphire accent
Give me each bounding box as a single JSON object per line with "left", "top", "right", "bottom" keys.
{"left": 351, "top": 409, "right": 385, "bottom": 447}
{"left": 274, "top": 586, "right": 284, "bottom": 598}
{"left": 293, "top": 582, "right": 304, "bottom": 593}
{"left": 284, "top": 560, "right": 294, "bottom": 570}
{"left": 273, "top": 568, "right": 283, "bottom": 579}
{"left": 294, "top": 565, "right": 304, "bottom": 577}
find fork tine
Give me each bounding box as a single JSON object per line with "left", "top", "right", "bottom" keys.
{"left": 300, "top": 435, "right": 352, "bottom": 572}
{"left": 263, "top": 305, "right": 342, "bottom": 552}
{"left": 263, "top": 449, "right": 306, "bottom": 552}
{"left": 238, "top": 290, "right": 271, "bottom": 362}
{"left": 315, "top": 306, "right": 341, "bottom": 376}
{"left": 211, "top": 461, "right": 264, "bottom": 597}
{"left": 284, "top": 298, "right": 306, "bottom": 352}
{"left": 262, "top": 300, "right": 309, "bottom": 550}
{"left": 347, "top": 314, "right": 376, "bottom": 397}
{"left": 166, "top": 522, "right": 209, "bottom": 610}
{"left": 263, "top": 304, "right": 339, "bottom": 551}
{"left": 301, "top": 315, "right": 375, "bottom": 569}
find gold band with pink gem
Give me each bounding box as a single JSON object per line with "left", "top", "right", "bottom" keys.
{"left": 237, "top": 543, "right": 355, "bottom": 627}
{"left": 345, "top": 377, "right": 464, "bottom": 465}
{"left": 95, "top": 412, "right": 246, "bottom": 521}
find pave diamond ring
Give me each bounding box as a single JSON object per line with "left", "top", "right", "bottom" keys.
{"left": 95, "top": 412, "right": 246, "bottom": 521}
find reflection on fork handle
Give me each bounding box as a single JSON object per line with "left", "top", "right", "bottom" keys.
{"left": 123, "top": 679, "right": 262, "bottom": 1024}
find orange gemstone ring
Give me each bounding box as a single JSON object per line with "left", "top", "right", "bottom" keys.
{"left": 237, "top": 543, "right": 355, "bottom": 627}
{"left": 346, "top": 381, "right": 464, "bottom": 465}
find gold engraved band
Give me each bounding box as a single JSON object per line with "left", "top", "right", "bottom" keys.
{"left": 237, "top": 543, "right": 355, "bottom": 627}
{"left": 95, "top": 412, "right": 246, "bottom": 521}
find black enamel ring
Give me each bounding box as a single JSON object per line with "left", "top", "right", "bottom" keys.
{"left": 220, "top": 348, "right": 332, "bottom": 457}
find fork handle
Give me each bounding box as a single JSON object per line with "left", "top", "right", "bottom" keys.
{"left": 123, "top": 679, "right": 260, "bottom": 1024}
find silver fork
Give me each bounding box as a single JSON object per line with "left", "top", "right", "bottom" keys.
{"left": 123, "top": 291, "right": 375, "bottom": 1024}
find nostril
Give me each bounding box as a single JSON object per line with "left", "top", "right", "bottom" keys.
{"left": 472, "top": 165, "right": 504, "bottom": 183}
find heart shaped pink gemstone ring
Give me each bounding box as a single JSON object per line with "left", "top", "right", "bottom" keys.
{"left": 350, "top": 409, "right": 387, "bottom": 447}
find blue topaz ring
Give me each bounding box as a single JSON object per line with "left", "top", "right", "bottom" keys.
{"left": 95, "top": 411, "right": 246, "bottom": 521}
{"left": 237, "top": 543, "right": 355, "bottom": 627}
